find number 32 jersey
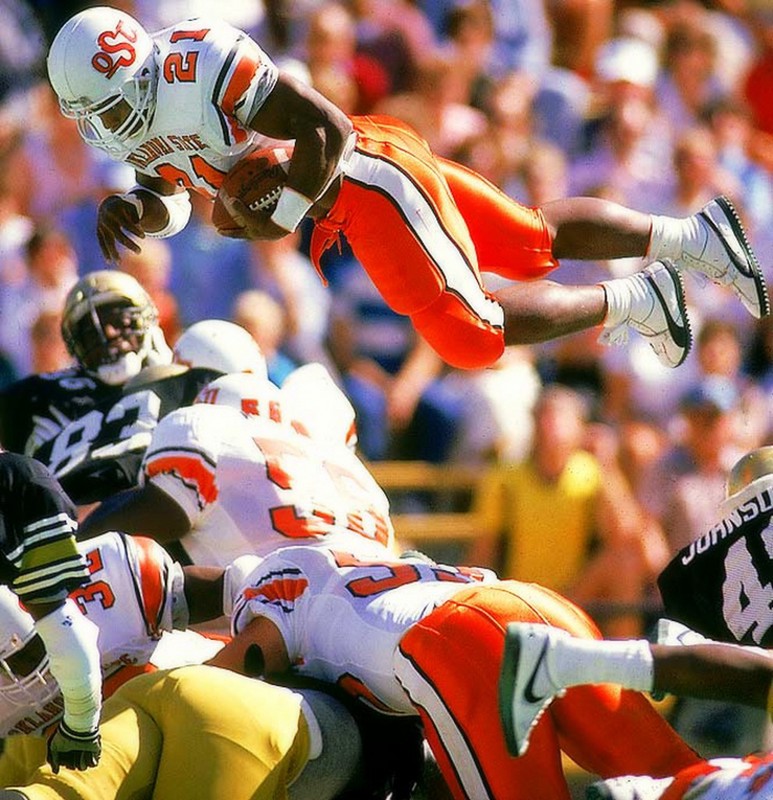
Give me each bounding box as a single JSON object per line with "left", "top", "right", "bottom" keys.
{"left": 2, "top": 531, "right": 188, "bottom": 737}
{"left": 142, "top": 403, "right": 396, "bottom": 566}
{"left": 658, "top": 477, "right": 773, "bottom": 647}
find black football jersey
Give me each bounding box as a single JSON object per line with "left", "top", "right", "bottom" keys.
{"left": 0, "top": 367, "right": 123, "bottom": 456}
{"left": 0, "top": 452, "right": 89, "bottom": 603}
{"left": 657, "top": 484, "right": 773, "bottom": 647}
{"left": 31, "top": 367, "right": 222, "bottom": 504}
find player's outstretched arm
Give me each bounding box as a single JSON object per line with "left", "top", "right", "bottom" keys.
{"left": 97, "top": 173, "right": 189, "bottom": 262}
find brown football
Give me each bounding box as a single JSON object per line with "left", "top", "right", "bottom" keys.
{"left": 212, "top": 144, "right": 293, "bottom": 233}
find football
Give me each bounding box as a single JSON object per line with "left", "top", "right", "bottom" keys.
{"left": 212, "top": 144, "right": 293, "bottom": 233}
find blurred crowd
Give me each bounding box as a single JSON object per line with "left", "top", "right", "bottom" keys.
{"left": 1, "top": 0, "right": 772, "bottom": 645}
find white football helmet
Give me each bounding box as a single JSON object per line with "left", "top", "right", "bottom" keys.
{"left": 173, "top": 320, "right": 268, "bottom": 379}
{"left": 195, "top": 372, "right": 284, "bottom": 423}
{"left": 281, "top": 363, "right": 358, "bottom": 451}
{"left": 47, "top": 7, "right": 157, "bottom": 158}
{"left": 0, "top": 587, "right": 58, "bottom": 712}
{"left": 62, "top": 269, "right": 170, "bottom": 385}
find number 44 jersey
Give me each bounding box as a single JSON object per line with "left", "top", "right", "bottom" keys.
{"left": 658, "top": 475, "right": 773, "bottom": 647}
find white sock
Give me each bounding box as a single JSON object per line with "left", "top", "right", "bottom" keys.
{"left": 648, "top": 215, "right": 703, "bottom": 261}
{"left": 600, "top": 274, "right": 651, "bottom": 328}
{"left": 547, "top": 637, "right": 654, "bottom": 692}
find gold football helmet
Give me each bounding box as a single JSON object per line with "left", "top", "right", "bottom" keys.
{"left": 61, "top": 270, "right": 164, "bottom": 385}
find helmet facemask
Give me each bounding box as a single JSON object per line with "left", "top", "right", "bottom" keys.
{"left": 0, "top": 590, "right": 58, "bottom": 717}
{"left": 58, "top": 54, "right": 157, "bottom": 158}
{"left": 66, "top": 302, "right": 154, "bottom": 385}
{"left": 62, "top": 271, "right": 161, "bottom": 386}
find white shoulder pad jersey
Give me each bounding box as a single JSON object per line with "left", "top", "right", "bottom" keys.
{"left": 229, "top": 546, "right": 496, "bottom": 714}
{"left": 126, "top": 17, "right": 280, "bottom": 197}
{"left": 143, "top": 404, "right": 396, "bottom": 566}
{"left": 3, "top": 531, "right": 183, "bottom": 737}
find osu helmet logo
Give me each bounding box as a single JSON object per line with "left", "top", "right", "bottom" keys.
{"left": 91, "top": 20, "right": 138, "bottom": 79}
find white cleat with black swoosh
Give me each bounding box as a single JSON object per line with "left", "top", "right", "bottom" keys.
{"left": 681, "top": 195, "right": 770, "bottom": 319}
{"left": 498, "top": 623, "right": 570, "bottom": 757}
{"left": 601, "top": 260, "right": 693, "bottom": 368}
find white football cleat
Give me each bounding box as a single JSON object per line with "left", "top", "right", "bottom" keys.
{"left": 601, "top": 260, "right": 692, "bottom": 368}
{"left": 586, "top": 776, "right": 674, "bottom": 800}
{"left": 681, "top": 196, "right": 769, "bottom": 319}
{"left": 498, "top": 623, "right": 569, "bottom": 757}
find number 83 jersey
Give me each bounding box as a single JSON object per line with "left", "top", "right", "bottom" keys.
{"left": 658, "top": 477, "right": 773, "bottom": 647}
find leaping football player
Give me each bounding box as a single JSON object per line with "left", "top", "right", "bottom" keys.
{"left": 47, "top": 7, "right": 769, "bottom": 374}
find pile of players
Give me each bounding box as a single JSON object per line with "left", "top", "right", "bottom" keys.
{"left": 0, "top": 264, "right": 769, "bottom": 800}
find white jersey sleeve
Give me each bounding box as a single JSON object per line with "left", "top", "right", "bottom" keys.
{"left": 142, "top": 404, "right": 227, "bottom": 526}
{"left": 229, "top": 546, "right": 495, "bottom": 714}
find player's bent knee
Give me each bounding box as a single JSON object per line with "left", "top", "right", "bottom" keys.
{"left": 411, "top": 293, "right": 505, "bottom": 370}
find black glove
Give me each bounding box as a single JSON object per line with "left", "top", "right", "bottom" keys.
{"left": 47, "top": 721, "right": 101, "bottom": 773}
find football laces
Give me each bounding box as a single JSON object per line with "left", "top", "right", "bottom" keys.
{"left": 248, "top": 187, "right": 282, "bottom": 212}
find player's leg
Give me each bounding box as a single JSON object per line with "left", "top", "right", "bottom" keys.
{"left": 4, "top": 674, "right": 164, "bottom": 800}
{"left": 398, "top": 582, "right": 702, "bottom": 800}
{"left": 394, "top": 584, "right": 575, "bottom": 800}
{"left": 497, "top": 612, "right": 704, "bottom": 780}
{"left": 332, "top": 119, "right": 689, "bottom": 369}
{"left": 141, "top": 665, "right": 312, "bottom": 800}
{"left": 439, "top": 157, "right": 768, "bottom": 320}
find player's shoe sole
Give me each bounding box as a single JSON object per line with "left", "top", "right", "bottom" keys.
{"left": 689, "top": 195, "right": 770, "bottom": 319}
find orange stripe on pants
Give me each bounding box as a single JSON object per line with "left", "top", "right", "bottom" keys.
{"left": 396, "top": 582, "right": 701, "bottom": 800}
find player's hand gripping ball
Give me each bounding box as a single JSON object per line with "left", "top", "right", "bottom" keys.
{"left": 212, "top": 145, "right": 293, "bottom": 238}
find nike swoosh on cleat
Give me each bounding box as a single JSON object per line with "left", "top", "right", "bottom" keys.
{"left": 644, "top": 265, "right": 690, "bottom": 355}
{"left": 522, "top": 637, "right": 551, "bottom": 704}
{"left": 699, "top": 196, "right": 770, "bottom": 317}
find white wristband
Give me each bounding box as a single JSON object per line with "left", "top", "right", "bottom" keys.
{"left": 270, "top": 187, "right": 313, "bottom": 233}
{"left": 119, "top": 190, "right": 144, "bottom": 220}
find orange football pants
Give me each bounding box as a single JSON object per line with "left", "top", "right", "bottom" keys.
{"left": 395, "top": 582, "right": 702, "bottom": 800}
{"left": 310, "top": 115, "right": 558, "bottom": 369}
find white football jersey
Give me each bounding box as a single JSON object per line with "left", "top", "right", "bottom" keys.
{"left": 125, "top": 17, "right": 280, "bottom": 196}
{"left": 680, "top": 755, "right": 773, "bottom": 799}
{"left": 229, "top": 546, "right": 496, "bottom": 714}
{"left": 142, "top": 404, "right": 396, "bottom": 566}
{"left": 2, "top": 531, "right": 189, "bottom": 737}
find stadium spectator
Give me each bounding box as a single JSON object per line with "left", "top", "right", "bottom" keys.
{"left": 643, "top": 376, "right": 742, "bottom": 556}
{"left": 231, "top": 288, "right": 298, "bottom": 385}
{"left": 0, "top": 224, "right": 77, "bottom": 377}
{"left": 471, "top": 384, "right": 655, "bottom": 636}
{"left": 326, "top": 263, "right": 458, "bottom": 462}
{"left": 303, "top": 2, "right": 391, "bottom": 114}
{"left": 119, "top": 238, "right": 183, "bottom": 346}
